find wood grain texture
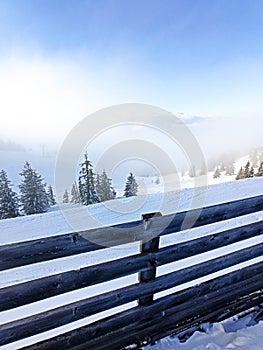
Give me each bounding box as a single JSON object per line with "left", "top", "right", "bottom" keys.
{"left": 21, "top": 262, "right": 263, "bottom": 350}
{"left": 1, "top": 220, "right": 262, "bottom": 312}
{"left": 1, "top": 194, "right": 262, "bottom": 271}
{"left": 1, "top": 195, "right": 263, "bottom": 349}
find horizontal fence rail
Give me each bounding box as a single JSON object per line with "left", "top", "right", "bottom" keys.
{"left": 1, "top": 194, "right": 263, "bottom": 272}
{"left": 0, "top": 194, "right": 263, "bottom": 349}
{"left": 24, "top": 263, "right": 263, "bottom": 350}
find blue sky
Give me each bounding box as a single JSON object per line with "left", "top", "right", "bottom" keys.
{"left": 0, "top": 0, "right": 262, "bottom": 147}
{"left": 2, "top": 1, "right": 262, "bottom": 62}
{"left": 1, "top": 0, "right": 262, "bottom": 60}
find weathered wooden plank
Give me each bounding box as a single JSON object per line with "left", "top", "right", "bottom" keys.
{"left": 156, "top": 220, "right": 263, "bottom": 266}
{"left": 1, "top": 194, "right": 263, "bottom": 271}
{"left": 22, "top": 262, "right": 263, "bottom": 350}
{"left": 176, "top": 293, "right": 263, "bottom": 343}
{"left": 124, "top": 291, "right": 263, "bottom": 350}
{"left": 138, "top": 213, "right": 161, "bottom": 305}
{"left": 209, "top": 291, "right": 263, "bottom": 325}
{"left": 0, "top": 233, "right": 103, "bottom": 272}
{"left": 79, "top": 292, "right": 263, "bottom": 350}
{"left": 1, "top": 221, "right": 263, "bottom": 312}
{"left": 139, "top": 290, "right": 263, "bottom": 349}
{"left": 2, "top": 240, "right": 263, "bottom": 345}
{"left": 0, "top": 250, "right": 148, "bottom": 312}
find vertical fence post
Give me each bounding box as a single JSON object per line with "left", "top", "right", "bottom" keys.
{"left": 138, "top": 212, "right": 162, "bottom": 306}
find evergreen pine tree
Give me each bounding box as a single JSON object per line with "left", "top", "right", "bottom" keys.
{"left": 0, "top": 169, "right": 19, "bottom": 219}
{"left": 47, "top": 185, "right": 56, "bottom": 206}
{"left": 219, "top": 164, "right": 226, "bottom": 172}
{"left": 250, "top": 149, "right": 259, "bottom": 168}
{"left": 78, "top": 152, "right": 99, "bottom": 205}
{"left": 70, "top": 182, "right": 80, "bottom": 204}
{"left": 96, "top": 170, "right": 116, "bottom": 202}
{"left": 256, "top": 162, "right": 263, "bottom": 176}
{"left": 225, "top": 163, "right": 235, "bottom": 176}
{"left": 213, "top": 167, "right": 221, "bottom": 179}
{"left": 95, "top": 173, "right": 102, "bottom": 201}
{"left": 235, "top": 166, "right": 244, "bottom": 180}
{"left": 243, "top": 161, "right": 251, "bottom": 178}
{"left": 252, "top": 158, "right": 258, "bottom": 168}
{"left": 123, "top": 173, "right": 138, "bottom": 197}
{"left": 19, "top": 162, "right": 49, "bottom": 215}
{"left": 62, "top": 189, "right": 69, "bottom": 203}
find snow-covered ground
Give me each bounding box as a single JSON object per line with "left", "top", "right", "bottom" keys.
{"left": 0, "top": 150, "right": 263, "bottom": 350}
{"left": 145, "top": 319, "right": 263, "bottom": 350}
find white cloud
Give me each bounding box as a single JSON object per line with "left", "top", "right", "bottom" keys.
{"left": 0, "top": 57, "right": 98, "bottom": 146}
{"left": 0, "top": 52, "right": 159, "bottom": 149}
{"left": 0, "top": 52, "right": 262, "bottom": 159}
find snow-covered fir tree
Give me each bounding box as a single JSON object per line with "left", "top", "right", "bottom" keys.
{"left": 70, "top": 182, "right": 80, "bottom": 204}
{"left": 256, "top": 162, "right": 263, "bottom": 177}
{"left": 78, "top": 152, "right": 99, "bottom": 205}
{"left": 250, "top": 149, "right": 257, "bottom": 167}
{"left": 19, "top": 162, "right": 49, "bottom": 215}
{"left": 225, "top": 163, "right": 235, "bottom": 176}
{"left": 123, "top": 172, "right": 138, "bottom": 197}
{"left": 47, "top": 185, "right": 56, "bottom": 206}
{"left": 213, "top": 167, "right": 221, "bottom": 179}
{"left": 249, "top": 148, "right": 263, "bottom": 168}
{"left": 249, "top": 166, "right": 254, "bottom": 178}
{"left": 0, "top": 169, "right": 19, "bottom": 219}
{"left": 243, "top": 161, "right": 252, "bottom": 178}
{"left": 95, "top": 173, "right": 101, "bottom": 195}
{"left": 236, "top": 166, "right": 244, "bottom": 180}
{"left": 96, "top": 170, "right": 116, "bottom": 202}
{"left": 62, "top": 189, "right": 69, "bottom": 203}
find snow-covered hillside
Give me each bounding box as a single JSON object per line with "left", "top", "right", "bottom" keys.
{"left": 1, "top": 177, "right": 263, "bottom": 245}
{"left": 0, "top": 149, "right": 252, "bottom": 197}
{"left": 0, "top": 150, "right": 263, "bottom": 350}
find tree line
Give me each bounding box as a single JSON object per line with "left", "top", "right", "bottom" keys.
{"left": 212, "top": 159, "right": 263, "bottom": 180}
{"left": 236, "top": 148, "right": 263, "bottom": 180}
{"left": 62, "top": 152, "right": 138, "bottom": 204}
{"left": 212, "top": 162, "right": 235, "bottom": 179}
{"left": 236, "top": 160, "right": 263, "bottom": 180}
{"left": 0, "top": 162, "right": 55, "bottom": 220}
{"left": 0, "top": 153, "right": 139, "bottom": 220}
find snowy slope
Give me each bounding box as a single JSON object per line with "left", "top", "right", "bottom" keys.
{"left": 0, "top": 149, "right": 252, "bottom": 197}
{"left": 0, "top": 177, "right": 263, "bottom": 245}
{"left": 0, "top": 163, "right": 263, "bottom": 349}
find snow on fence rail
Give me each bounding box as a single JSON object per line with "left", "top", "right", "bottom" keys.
{"left": 0, "top": 195, "right": 263, "bottom": 349}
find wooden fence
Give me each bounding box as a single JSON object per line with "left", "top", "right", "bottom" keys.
{"left": 0, "top": 195, "right": 263, "bottom": 349}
